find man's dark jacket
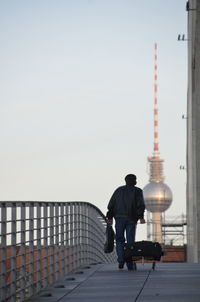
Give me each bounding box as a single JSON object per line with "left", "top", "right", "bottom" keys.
{"left": 106, "top": 184, "right": 145, "bottom": 223}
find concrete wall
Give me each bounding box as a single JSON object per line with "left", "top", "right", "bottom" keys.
{"left": 187, "top": 0, "right": 200, "bottom": 262}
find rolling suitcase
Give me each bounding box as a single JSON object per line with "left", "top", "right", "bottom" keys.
{"left": 124, "top": 240, "right": 163, "bottom": 270}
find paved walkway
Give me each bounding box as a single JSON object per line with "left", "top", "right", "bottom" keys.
{"left": 29, "top": 263, "right": 200, "bottom": 302}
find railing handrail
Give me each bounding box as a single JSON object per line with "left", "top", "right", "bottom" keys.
{"left": 0, "top": 200, "right": 107, "bottom": 219}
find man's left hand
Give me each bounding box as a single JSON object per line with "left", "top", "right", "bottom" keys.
{"left": 106, "top": 218, "right": 113, "bottom": 225}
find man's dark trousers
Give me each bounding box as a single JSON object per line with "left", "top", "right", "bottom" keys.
{"left": 115, "top": 217, "right": 136, "bottom": 269}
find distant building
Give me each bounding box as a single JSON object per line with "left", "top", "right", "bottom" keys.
{"left": 143, "top": 44, "right": 173, "bottom": 243}
{"left": 187, "top": 0, "right": 200, "bottom": 262}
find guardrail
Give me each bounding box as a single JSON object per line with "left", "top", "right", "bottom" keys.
{"left": 0, "top": 201, "right": 116, "bottom": 301}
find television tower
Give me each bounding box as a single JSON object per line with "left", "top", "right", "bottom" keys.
{"left": 143, "top": 43, "right": 173, "bottom": 243}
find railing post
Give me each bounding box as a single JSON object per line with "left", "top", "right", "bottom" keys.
{"left": 74, "top": 203, "right": 78, "bottom": 268}
{"left": 36, "top": 203, "right": 42, "bottom": 293}
{"left": 29, "top": 203, "right": 34, "bottom": 297}
{"left": 55, "top": 203, "right": 59, "bottom": 280}
{"left": 19, "top": 203, "right": 26, "bottom": 301}
{"left": 0, "top": 203, "right": 7, "bottom": 301}
{"left": 65, "top": 203, "right": 69, "bottom": 274}
{"left": 43, "top": 203, "right": 48, "bottom": 289}
{"left": 60, "top": 203, "right": 65, "bottom": 278}
{"left": 77, "top": 203, "right": 81, "bottom": 267}
{"left": 69, "top": 203, "right": 73, "bottom": 271}
{"left": 10, "top": 203, "right": 17, "bottom": 302}
{"left": 88, "top": 205, "right": 93, "bottom": 263}
{"left": 82, "top": 204, "right": 87, "bottom": 264}
{"left": 77, "top": 203, "right": 82, "bottom": 266}
{"left": 49, "top": 204, "right": 54, "bottom": 284}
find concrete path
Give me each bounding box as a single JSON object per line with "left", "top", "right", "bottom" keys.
{"left": 28, "top": 263, "right": 200, "bottom": 302}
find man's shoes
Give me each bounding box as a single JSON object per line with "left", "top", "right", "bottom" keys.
{"left": 126, "top": 262, "right": 133, "bottom": 271}
{"left": 127, "top": 266, "right": 133, "bottom": 271}
{"left": 127, "top": 263, "right": 137, "bottom": 271}
{"left": 118, "top": 262, "right": 124, "bottom": 269}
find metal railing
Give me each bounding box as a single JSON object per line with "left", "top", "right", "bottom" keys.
{"left": 0, "top": 201, "right": 116, "bottom": 301}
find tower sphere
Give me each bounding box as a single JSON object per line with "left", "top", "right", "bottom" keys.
{"left": 143, "top": 182, "right": 173, "bottom": 213}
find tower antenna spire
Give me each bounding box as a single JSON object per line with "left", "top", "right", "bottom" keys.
{"left": 148, "top": 43, "right": 164, "bottom": 183}
{"left": 154, "top": 42, "right": 159, "bottom": 158}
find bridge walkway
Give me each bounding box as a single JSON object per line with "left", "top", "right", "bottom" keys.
{"left": 28, "top": 262, "right": 200, "bottom": 302}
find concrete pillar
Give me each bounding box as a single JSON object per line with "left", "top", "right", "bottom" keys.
{"left": 187, "top": 0, "right": 200, "bottom": 262}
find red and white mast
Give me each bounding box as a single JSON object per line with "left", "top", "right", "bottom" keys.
{"left": 148, "top": 43, "right": 164, "bottom": 183}
{"left": 154, "top": 43, "right": 159, "bottom": 158}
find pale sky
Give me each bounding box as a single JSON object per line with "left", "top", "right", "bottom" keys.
{"left": 0, "top": 0, "right": 187, "bottom": 238}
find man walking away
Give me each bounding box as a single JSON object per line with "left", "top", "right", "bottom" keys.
{"left": 106, "top": 174, "right": 146, "bottom": 270}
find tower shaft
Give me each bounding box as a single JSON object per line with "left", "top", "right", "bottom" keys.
{"left": 152, "top": 212, "right": 162, "bottom": 242}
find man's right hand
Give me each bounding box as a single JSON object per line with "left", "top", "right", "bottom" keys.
{"left": 139, "top": 218, "right": 146, "bottom": 224}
